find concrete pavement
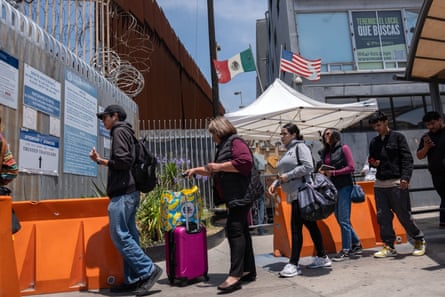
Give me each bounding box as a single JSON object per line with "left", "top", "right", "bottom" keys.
{"left": 30, "top": 212, "right": 445, "bottom": 297}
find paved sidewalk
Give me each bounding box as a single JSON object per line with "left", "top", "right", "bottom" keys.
{"left": 31, "top": 213, "right": 445, "bottom": 297}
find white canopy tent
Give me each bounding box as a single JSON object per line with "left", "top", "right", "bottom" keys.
{"left": 225, "top": 79, "right": 378, "bottom": 141}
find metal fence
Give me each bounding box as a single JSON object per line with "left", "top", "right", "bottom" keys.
{"left": 0, "top": 0, "right": 136, "bottom": 201}
{"left": 139, "top": 119, "right": 216, "bottom": 209}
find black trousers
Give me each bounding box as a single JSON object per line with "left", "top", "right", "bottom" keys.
{"left": 226, "top": 205, "right": 256, "bottom": 277}
{"left": 374, "top": 186, "right": 424, "bottom": 246}
{"left": 290, "top": 200, "right": 326, "bottom": 265}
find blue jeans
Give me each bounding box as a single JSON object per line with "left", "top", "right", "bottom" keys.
{"left": 335, "top": 185, "right": 360, "bottom": 251}
{"left": 108, "top": 191, "right": 154, "bottom": 284}
{"left": 255, "top": 195, "right": 266, "bottom": 234}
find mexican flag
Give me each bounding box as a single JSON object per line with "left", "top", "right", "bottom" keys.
{"left": 213, "top": 48, "right": 256, "bottom": 83}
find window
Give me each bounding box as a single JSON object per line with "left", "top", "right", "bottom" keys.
{"left": 351, "top": 11, "right": 407, "bottom": 70}
{"left": 405, "top": 10, "right": 419, "bottom": 48}
{"left": 325, "top": 95, "right": 438, "bottom": 132}
{"left": 393, "top": 96, "right": 426, "bottom": 129}
{"left": 296, "top": 10, "right": 414, "bottom": 72}
{"left": 296, "top": 13, "right": 353, "bottom": 72}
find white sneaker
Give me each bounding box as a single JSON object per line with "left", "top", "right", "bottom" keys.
{"left": 307, "top": 256, "right": 332, "bottom": 269}
{"left": 279, "top": 263, "right": 302, "bottom": 277}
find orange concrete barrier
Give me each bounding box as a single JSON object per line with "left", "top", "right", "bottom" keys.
{"left": 360, "top": 181, "right": 407, "bottom": 245}
{"left": 12, "top": 198, "right": 124, "bottom": 295}
{"left": 273, "top": 188, "right": 350, "bottom": 258}
{"left": 273, "top": 181, "right": 407, "bottom": 258}
{"left": 0, "top": 195, "right": 21, "bottom": 297}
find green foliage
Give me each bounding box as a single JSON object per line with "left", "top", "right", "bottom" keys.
{"left": 136, "top": 158, "right": 190, "bottom": 247}
{"left": 137, "top": 187, "right": 163, "bottom": 247}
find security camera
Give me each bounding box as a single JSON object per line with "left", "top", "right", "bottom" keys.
{"left": 294, "top": 76, "right": 303, "bottom": 84}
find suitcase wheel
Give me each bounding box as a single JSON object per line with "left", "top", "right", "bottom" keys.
{"left": 168, "top": 276, "right": 175, "bottom": 285}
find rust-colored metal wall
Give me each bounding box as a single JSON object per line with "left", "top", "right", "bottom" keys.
{"left": 111, "top": 0, "right": 223, "bottom": 128}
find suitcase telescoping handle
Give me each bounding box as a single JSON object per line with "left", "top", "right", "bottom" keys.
{"left": 181, "top": 173, "right": 200, "bottom": 233}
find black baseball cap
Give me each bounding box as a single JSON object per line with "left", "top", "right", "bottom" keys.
{"left": 96, "top": 104, "right": 127, "bottom": 121}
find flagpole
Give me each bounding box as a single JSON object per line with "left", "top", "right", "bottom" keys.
{"left": 249, "top": 44, "right": 264, "bottom": 92}
{"left": 279, "top": 44, "right": 283, "bottom": 80}
{"left": 207, "top": 0, "right": 220, "bottom": 116}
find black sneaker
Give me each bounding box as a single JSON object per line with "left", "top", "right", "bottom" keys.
{"left": 109, "top": 281, "right": 139, "bottom": 293}
{"left": 134, "top": 264, "right": 163, "bottom": 296}
{"left": 351, "top": 244, "right": 363, "bottom": 255}
{"left": 332, "top": 250, "right": 350, "bottom": 262}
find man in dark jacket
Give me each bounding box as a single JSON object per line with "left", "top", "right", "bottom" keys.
{"left": 368, "top": 111, "right": 426, "bottom": 258}
{"left": 416, "top": 111, "right": 445, "bottom": 227}
{"left": 90, "top": 105, "right": 161, "bottom": 296}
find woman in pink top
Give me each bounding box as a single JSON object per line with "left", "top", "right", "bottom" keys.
{"left": 318, "top": 128, "right": 362, "bottom": 261}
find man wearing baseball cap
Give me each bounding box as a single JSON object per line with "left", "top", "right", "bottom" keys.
{"left": 90, "top": 104, "right": 162, "bottom": 296}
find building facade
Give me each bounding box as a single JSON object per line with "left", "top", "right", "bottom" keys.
{"left": 261, "top": 0, "right": 445, "bottom": 131}
{"left": 258, "top": 0, "right": 444, "bottom": 209}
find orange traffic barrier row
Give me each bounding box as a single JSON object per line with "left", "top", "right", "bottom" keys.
{"left": 11, "top": 198, "right": 123, "bottom": 295}
{"left": 273, "top": 181, "right": 407, "bottom": 258}
{"left": 0, "top": 196, "right": 21, "bottom": 297}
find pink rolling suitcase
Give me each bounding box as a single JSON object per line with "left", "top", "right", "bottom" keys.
{"left": 165, "top": 224, "right": 209, "bottom": 285}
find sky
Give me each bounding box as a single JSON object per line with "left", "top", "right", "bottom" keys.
{"left": 156, "top": 0, "right": 268, "bottom": 113}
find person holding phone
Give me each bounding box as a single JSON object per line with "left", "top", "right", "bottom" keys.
{"left": 416, "top": 111, "right": 445, "bottom": 228}
{"left": 318, "top": 128, "right": 362, "bottom": 261}
{"left": 368, "top": 111, "right": 426, "bottom": 258}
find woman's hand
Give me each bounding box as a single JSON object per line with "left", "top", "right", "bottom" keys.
{"left": 324, "top": 170, "right": 333, "bottom": 177}
{"left": 278, "top": 174, "right": 287, "bottom": 184}
{"left": 183, "top": 168, "right": 195, "bottom": 177}
{"left": 206, "top": 162, "right": 224, "bottom": 173}
{"left": 184, "top": 166, "right": 212, "bottom": 177}
{"left": 268, "top": 178, "right": 282, "bottom": 195}
{"left": 318, "top": 168, "right": 332, "bottom": 176}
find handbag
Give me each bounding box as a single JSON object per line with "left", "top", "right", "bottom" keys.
{"left": 244, "top": 167, "right": 264, "bottom": 202}
{"left": 351, "top": 176, "right": 365, "bottom": 203}
{"left": 297, "top": 173, "right": 338, "bottom": 221}
{"left": 160, "top": 185, "right": 203, "bottom": 231}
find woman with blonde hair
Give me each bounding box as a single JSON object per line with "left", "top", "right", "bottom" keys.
{"left": 185, "top": 116, "right": 256, "bottom": 293}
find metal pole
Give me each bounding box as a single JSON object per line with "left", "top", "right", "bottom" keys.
{"left": 429, "top": 80, "right": 444, "bottom": 115}
{"left": 207, "top": 0, "right": 220, "bottom": 116}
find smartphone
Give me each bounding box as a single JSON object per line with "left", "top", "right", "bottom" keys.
{"left": 320, "top": 164, "right": 335, "bottom": 171}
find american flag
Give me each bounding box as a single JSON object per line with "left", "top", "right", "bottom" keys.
{"left": 280, "top": 49, "right": 321, "bottom": 81}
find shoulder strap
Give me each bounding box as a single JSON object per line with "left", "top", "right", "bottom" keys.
{"left": 294, "top": 143, "right": 300, "bottom": 165}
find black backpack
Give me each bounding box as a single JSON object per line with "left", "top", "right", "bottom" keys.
{"left": 132, "top": 136, "right": 158, "bottom": 193}
{"left": 244, "top": 165, "right": 264, "bottom": 202}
